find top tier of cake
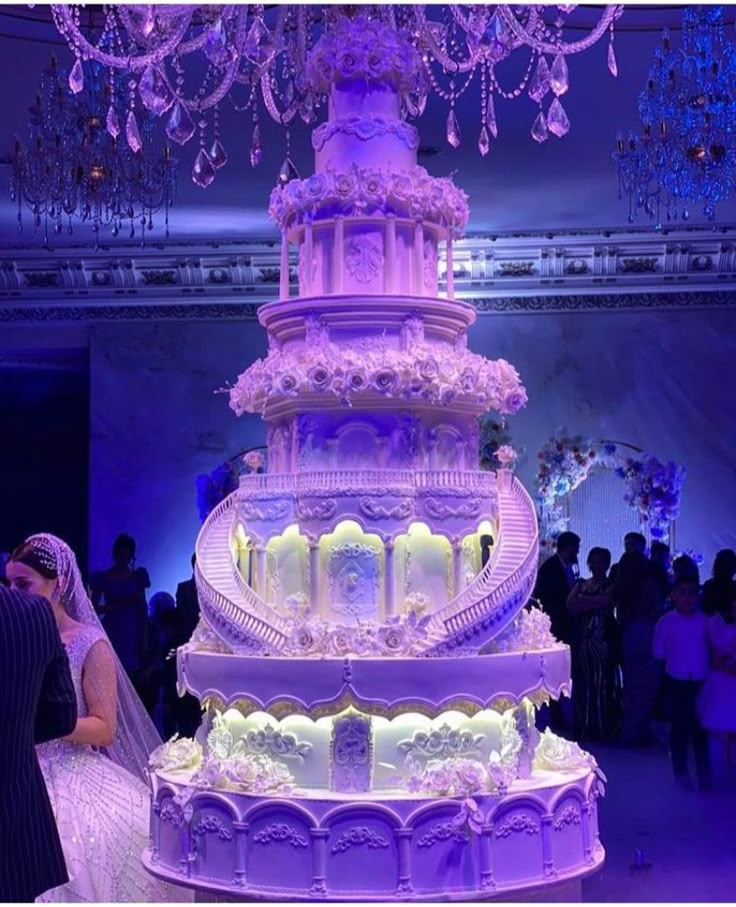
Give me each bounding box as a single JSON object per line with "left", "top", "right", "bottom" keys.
{"left": 268, "top": 17, "right": 468, "bottom": 301}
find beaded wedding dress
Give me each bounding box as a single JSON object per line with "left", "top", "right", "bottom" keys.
{"left": 21, "top": 535, "right": 187, "bottom": 904}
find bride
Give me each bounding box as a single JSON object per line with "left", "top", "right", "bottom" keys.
{"left": 7, "top": 533, "right": 190, "bottom": 903}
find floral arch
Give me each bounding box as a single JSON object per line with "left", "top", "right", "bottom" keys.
{"left": 534, "top": 429, "right": 685, "bottom": 556}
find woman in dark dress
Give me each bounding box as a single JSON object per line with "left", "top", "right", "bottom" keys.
{"left": 702, "top": 549, "right": 736, "bottom": 617}
{"left": 613, "top": 550, "right": 664, "bottom": 745}
{"left": 90, "top": 534, "right": 150, "bottom": 697}
{"left": 567, "top": 547, "right": 621, "bottom": 741}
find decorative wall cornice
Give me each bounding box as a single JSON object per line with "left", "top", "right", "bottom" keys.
{"left": 1, "top": 225, "right": 735, "bottom": 321}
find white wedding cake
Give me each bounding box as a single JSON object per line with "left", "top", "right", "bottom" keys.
{"left": 144, "top": 15, "right": 605, "bottom": 901}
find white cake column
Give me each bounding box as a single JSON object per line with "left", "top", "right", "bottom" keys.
{"left": 452, "top": 538, "right": 463, "bottom": 596}
{"left": 385, "top": 215, "right": 396, "bottom": 294}
{"left": 413, "top": 220, "right": 424, "bottom": 295}
{"left": 446, "top": 232, "right": 455, "bottom": 300}
{"left": 303, "top": 218, "right": 314, "bottom": 295}
{"left": 384, "top": 540, "right": 396, "bottom": 618}
{"left": 333, "top": 216, "right": 344, "bottom": 294}
{"left": 514, "top": 698, "right": 535, "bottom": 780}
{"left": 279, "top": 231, "right": 289, "bottom": 299}
{"left": 255, "top": 544, "right": 268, "bottom": 599}
{"left": 309, "top": 539, "right": 320, "bottom": 611}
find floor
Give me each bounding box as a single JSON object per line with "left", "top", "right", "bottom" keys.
{"left": 582, "top": 736, "right": 736, "bottom": 902}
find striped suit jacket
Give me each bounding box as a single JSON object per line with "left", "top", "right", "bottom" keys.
{"left": 0, "top": 587, "right": 77, "bottom": 902}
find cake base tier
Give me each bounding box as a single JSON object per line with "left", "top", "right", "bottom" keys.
{"left": 145, "top": 766, "right": 603, "bottom": 901}
{"left": 177, "top": 647, "right": 571, "bottom": 719}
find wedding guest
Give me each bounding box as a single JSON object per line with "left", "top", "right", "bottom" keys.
{"left": 534, "top": 531, "right": 580, "bottom": 733}
{"left": 173, "top": 555, "right": 203, "bottom": 737}
{"left": 136, "top": 591, "right": 177, "bottom": 725}
{"left": 480, "top": 535, "right": 495, "bottom": 569}
{"left": 653, "top": 576, "right": 711, "bottom": 791}
{"left": 567, "top": 547, "right": 622, "bottom": 741}
{"left": 609, "top": 531, "right": 647, "bottom": 582}
{"left": 672, "top": 553, "right": 701, "bottom": 587}
{"left": 650, "top": 540, "right": 673, "bottom": 600}
{"left": 534, "top": 531, "right": 580, "bottom": 646}
{"left": 175, "top": 553, "right": 201, "bottom": 640}
{"left": 0, "top": 583, "right": 77, "bottom": 902}
{"left": 613, "top": 550, "right": 662, "bottom": 745}
{"left": 702, "top": 549, "right": 736, "bottom": 617}
{"left": 698, "top": 583, "right": 736, "bottom": 783}
{"left": 90, "top": 533, "right": 151, "bottom": 694}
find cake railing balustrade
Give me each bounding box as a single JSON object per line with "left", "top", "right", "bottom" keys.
{"left": 238, "top": 469, "right": 497, "bottom": 494}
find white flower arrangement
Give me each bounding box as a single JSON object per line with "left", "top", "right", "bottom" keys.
{"left": 487, "top": 606, "right": 561, "bottom": 653}
{"left": 243, "top": 449, "right": 265, "bottom": 472}
{"left": 229, "top": 334, "right": 527, "bottom": 419}
{"left": 305, "top": 15, "right": 421, "bottom": 95}
{"left": 281, "top": 607, "right": 433, "bottom": 658}
{"left": 153, "top": 712, "right": 295, "bottom": 796}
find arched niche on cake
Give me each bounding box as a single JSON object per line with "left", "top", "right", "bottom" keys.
{"left": 428, "top": 423, "right": 467, "bottom": 471}
{"left": 395, "top": 522, "right": 453, "bottom": 612}
{"left": 317, "top": 519, "right": 386, "bottom": 623}
{"left": 264, "top": 523, "right": 309, "bottom": 609}
{"left": 334, "top": 420, "right": 382, "bottom": 470}
{"left": 394, "top": 519, "right": 500, "bottom": 609}
{"left": 233, "top": 522, "right": 253, "bottom": 587}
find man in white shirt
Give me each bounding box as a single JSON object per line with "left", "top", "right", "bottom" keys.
{"left": 653, "top": 576, "right": 711, "bottom": 790}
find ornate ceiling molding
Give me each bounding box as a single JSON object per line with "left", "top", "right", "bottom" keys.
{"left": 1, "top": 225, "right": 735, "bottom": 321}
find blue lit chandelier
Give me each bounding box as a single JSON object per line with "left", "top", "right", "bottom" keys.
{"left": 613, "top": 5, "right": 736, "bottom": 224}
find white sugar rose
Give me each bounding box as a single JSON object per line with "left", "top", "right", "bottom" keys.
{"left": 417, "top": 358, "right": 439, "bottom": 381}
{"left": 346, "top": 368, "right": 368, "bottom": 392}
{"left": 149, "top": 735, "right": 202, "bottom": 773}
{"left": 191, "top": 756, "right": 228, "bottom": 789}
{"left": 372, "top": 367, "right": 398, "bottom": 394}
{"left": 226, "top": 756, "right": 261, "bottom": 790}
{"left": 533, "top": 729, "right": 595, "bottom": 773}
{"left": 377, "top": 622, "right": 410, "bottom": 655}
{"left": 304, "top": 173, "right": 327, "bottom": 201}
{"left": 454, "top": 759, "right": 487, "bottom": 794}
{"left": 424, "top": 760, "right": 455, "bottom": 794}
{"left": 277, "top": 373, "right": 300, "bottom": 396}
{"left": 307, "top": 364, "right": 331, "bottom": 392}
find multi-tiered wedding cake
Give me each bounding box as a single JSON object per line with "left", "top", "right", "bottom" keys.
{"left": 144, "top": 17, "right": 605, "bottom": 901}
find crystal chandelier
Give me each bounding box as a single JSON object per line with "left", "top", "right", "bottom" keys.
{"left": 613, "top": 5, "right": 736, "bottom": 224}
{"left": 10, "top": 55, "right": 178, "bottom": 245}
{"left": 49, "top": 4, "right": 622, "bottom": 189}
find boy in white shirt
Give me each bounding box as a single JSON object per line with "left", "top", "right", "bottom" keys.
{"left": 653, "top": 576, "right": 711, "bottom": 790}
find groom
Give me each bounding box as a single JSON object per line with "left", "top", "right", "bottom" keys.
{"left": 0, "top": 584, "right": 78, "bottom": 901}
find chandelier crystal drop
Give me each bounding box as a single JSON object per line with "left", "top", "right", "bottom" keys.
{"left": 10, "top": 57, "right": 178, "bottom": 244}
{"left": 48, "top": 4, "right": 623, "bottom": 186}
{"left": 613, "top": 5, "right": 736, "bottom": 224}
